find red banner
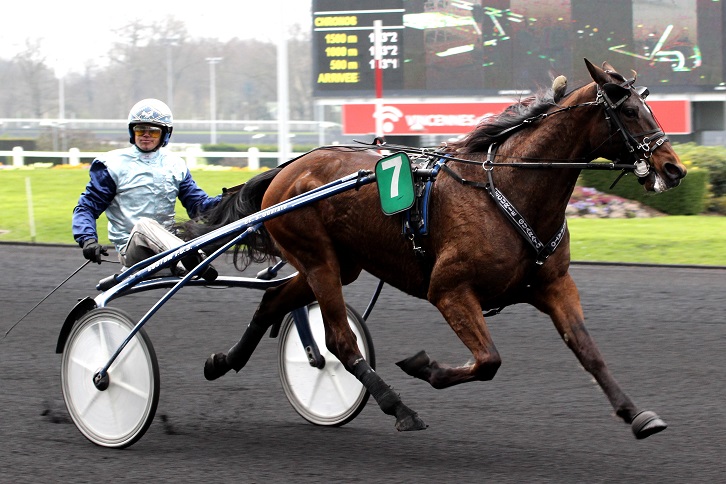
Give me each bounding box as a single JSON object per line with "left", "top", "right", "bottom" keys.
{"left": 343, "top": 100, "right": 691, "bottom": 136}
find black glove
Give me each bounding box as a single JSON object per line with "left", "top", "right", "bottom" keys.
{"left": 82, "top": 239, "right": 109, "bottom": 264}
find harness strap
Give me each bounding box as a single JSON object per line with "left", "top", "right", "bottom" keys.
{"left": 488, "top": 185, "right": 568, "bottom": 265}
{"left": 402, "top": 155, "right": 443, "bottom": 237}
{"left": 440, "top": 147, "right": 567, "bottom": 266}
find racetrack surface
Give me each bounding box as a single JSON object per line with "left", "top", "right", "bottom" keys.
{"left": 1, "top": 244, "right": 724, "bottom": 483}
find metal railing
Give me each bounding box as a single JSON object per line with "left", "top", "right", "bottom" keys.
{"left": 0, "top": 146, "right": 308, "bottom": 169}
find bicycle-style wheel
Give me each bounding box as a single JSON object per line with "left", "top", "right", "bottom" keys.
{"left": 60, "top": 307, "right": 160, "bottom": 448}
{"left": 278, "top": 302, "right": 374, "bottom": 426}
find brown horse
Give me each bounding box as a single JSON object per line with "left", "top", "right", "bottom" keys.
{"left": 187, "top": 59, "right": 687, "bottom": 438}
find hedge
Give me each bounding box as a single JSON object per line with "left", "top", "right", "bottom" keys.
{"left": 579, "top": 166, "right": 708, "bottom": 215}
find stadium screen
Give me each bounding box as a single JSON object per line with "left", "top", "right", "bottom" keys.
{"left": 312, "top": 0, "right": 725, "bottom": 97}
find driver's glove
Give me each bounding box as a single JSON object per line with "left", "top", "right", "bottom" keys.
{"left": 82, "top": 239, "right": 109, "bottom": 264}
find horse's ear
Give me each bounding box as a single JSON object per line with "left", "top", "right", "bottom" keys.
{"left": 602, "top": 61, "right": 616, "bottom": 72}
{"left": 552, "top": 75, "right": 567, "bottom": 102}
{"left": 584, "top": 58, "right": 608, "bottom": 85}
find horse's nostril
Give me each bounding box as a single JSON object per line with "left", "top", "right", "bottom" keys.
{"left": 665, "top": 162, "right": 687, "bottom": 180}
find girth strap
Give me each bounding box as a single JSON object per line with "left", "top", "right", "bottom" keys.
{"left": 440, "top": 149, "right": 567, "bottom": 266}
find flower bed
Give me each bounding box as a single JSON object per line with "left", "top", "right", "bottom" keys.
{"left": 567, "top": 186, "right": 664, "bottom": 218}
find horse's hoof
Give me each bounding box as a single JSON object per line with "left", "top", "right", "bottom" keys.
{"left": 631, "top": 410, "right": 667, "bottom": 439}
{"left": 396, "top": 350, "right": 431, "bottom": 377}
{"left": 204, "top": 352, "right": 231, "bottom": 381}
{"left": 395, "top": 412, "right": 428, "bottom": 432}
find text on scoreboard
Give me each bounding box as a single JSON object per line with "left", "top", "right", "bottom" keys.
{"left": 313, "top": 0, "right": 404, "bottom": 95}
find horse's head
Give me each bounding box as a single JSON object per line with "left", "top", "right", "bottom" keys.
{"left": 584, "top": 59, "right": 687, "bottom": 192}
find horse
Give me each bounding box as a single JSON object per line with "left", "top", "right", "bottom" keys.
{"left": 183, "top": 59, "right": 687, "bottom": 439}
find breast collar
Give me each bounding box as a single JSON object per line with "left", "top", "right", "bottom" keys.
{"left": 437, "top": 144, "right": 567, "bottom": 266}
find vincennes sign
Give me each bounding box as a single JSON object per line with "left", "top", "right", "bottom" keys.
{"left": 342, "top": 100, "right": 691, "bottom": 136}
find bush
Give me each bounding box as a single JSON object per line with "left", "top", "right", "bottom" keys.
{"left": 711, "top": 195, "right": 726, "bottom": 214}
{"left": 673, "top": 142, "right": 726, "bottom": 213}
{"left": 579, "top": 166, "right": 708, "bottom": 215}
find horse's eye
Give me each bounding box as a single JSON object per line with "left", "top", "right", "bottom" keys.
{"left": 622, "top": 107, "right": 638, "bottom": 118}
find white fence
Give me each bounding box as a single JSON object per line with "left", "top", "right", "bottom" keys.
{"left": 0, "top": 146, "right": 307, "bottom": 169}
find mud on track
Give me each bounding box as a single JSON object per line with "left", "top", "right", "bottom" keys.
{"left": 1, "top": 244, "right": 724, "bottom": 483}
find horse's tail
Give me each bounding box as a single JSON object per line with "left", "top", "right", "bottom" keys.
{"left": 178, "top": 167, "right": 283, "bottom": 269}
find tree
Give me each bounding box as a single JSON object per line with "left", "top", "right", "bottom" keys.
{"left": 0, "top": 18, "right": 315, "bottom": 130}
{"left": 10, "top": 39, "right": 56, "bottom": 118}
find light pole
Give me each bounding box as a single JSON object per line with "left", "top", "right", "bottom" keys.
{"left": 277, "top": 3, "right": 289, "bottom": 165}
{"left": 164, "top": 37, "right": 179, "bottom": 111}
{"left": 56, "top": 64, "right": 68, "bottom": 155}
{"left": 206, "top": 57, "right": 223, "bottom": 145}
{"left": 58, "top": 75, "right": 65, "bottom": 121}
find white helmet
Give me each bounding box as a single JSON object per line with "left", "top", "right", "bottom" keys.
{"left": 127, "top": 98, "right": 173, "bottom": 148}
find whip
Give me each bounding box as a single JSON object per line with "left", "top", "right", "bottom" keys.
{"left": 3, "top": 260, "right": 92, "bottom": 339}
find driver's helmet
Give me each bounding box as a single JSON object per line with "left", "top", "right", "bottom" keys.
{"left": 127, "top": 98, "right": 173, "bottom": 147}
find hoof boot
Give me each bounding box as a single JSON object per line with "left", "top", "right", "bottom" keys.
{"left": 204, "top": 352, "right": 231, "bottom": 381}
{"left": 631, "top": 410, "right": 667, "bottom": 439}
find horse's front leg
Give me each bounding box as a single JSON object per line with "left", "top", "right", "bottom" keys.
{"left": 533, "top": 272, "right": 667, "bottom": 439}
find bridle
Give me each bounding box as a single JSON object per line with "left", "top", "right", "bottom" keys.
{"left": 596, "top": 76, "right": 669, "bottom": 180}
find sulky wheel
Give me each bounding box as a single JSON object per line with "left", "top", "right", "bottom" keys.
{"left": 278, "top": 302, "right": 374, "bottom": 427}
{"left": 60, "top": 307, "right": 160, "bottom": 448}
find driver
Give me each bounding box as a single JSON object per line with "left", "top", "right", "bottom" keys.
{"left": 72, "top": 98, "right": 221, "bottom": 281}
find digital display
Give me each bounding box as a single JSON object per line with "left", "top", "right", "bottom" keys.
{"left": 313, "top": 0, "right": 405, "bottom": 93}
{"left": 312, "top": 0, "right": 725, "bottom": 97}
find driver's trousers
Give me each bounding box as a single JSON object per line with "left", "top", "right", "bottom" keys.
{"left": 118, "top": 217, "right": 187, "bottom": 270}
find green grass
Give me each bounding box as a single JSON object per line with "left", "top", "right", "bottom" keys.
{"left": 0, "top": 166, "right": 259, "bottom": 246}
{"left": 1, "top": 166, "right": 724, "bottom": 266}
{"left": 568, "top": 217, "right": 726, "bottom": 266}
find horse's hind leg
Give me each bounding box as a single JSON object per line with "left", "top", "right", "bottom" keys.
{"left": 533, "top": 273, "right": 667, "bottom": 439}
{"left": 298, "top": 261, "right": 427, "bottom": 432}
{"left": 204, "top": 273, "right": 316, "bottom": 380}
{"left": 266, "top": 234, "right": 426, "bottom": 431}
{"left": 396, "top": 287, "right": 502, "bottom": 388}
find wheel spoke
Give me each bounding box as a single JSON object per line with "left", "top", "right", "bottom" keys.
{"left": 69, "top": 355, "right": 97, "bottom": 372}
{"left": 303, "top": 368, "right": 326, "bottom": 407}
{"left": 111, "top": 377, "right": 150, "bottom": 400}
{"left": 96, "top": 321, "right": 111, "bottom": 361}
{"left": 77, "top": 385, "right": 106, "bottom": 418}
{"left": 325, "top": 361, "right": 354, "bottom": 406}
{"left": 110, "top": 336, "right": 139, "bottom": 370}
{"left": 285, "top": 349, "right": 311, "bottom": 365}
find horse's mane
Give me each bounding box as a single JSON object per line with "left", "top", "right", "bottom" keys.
{"left": 448, "top": 83, "right": 566, "bottom": 154}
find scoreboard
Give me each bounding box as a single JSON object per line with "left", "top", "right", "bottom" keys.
{"left": 313, "top": 0, "right": 404, "bottom": 95}
{"left": 312, "top": 0, "right": 726, "bottom": 98}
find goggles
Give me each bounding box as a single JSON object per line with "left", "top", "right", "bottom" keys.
{"left": 133, "top": 125, "right": 163, "bottom": 138}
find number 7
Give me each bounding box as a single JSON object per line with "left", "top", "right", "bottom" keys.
{"left": 381, "top": 157, "right": 401, "bottom": 197}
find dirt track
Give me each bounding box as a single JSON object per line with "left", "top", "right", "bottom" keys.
{"left": 1, "top": 244, "right": 724, "bottom": 483}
